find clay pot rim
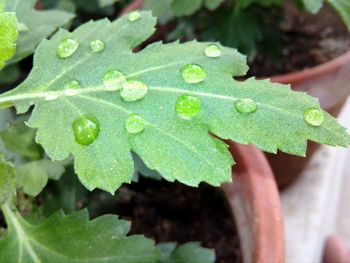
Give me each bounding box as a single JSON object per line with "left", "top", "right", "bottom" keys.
{"left": 222, "top": 142, "right": 285, "bottom": 263}
{"left": 270, "top": 51, "right": 350, "bottom": 85}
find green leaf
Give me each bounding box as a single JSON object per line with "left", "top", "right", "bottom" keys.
{"left": 4, "top": 0, "right": 74, "bottom": 64}
{"left": 98, "top": 0, "right": 120, "bottom": 8}
{"left": 0, "top": 206, "right": 160, "bottom": 262}
{"left": 0, "top": 12, "right": 349, "bottom": 194}
{"left": 158, "top": 242, "right": 215, "bottom": 263}
{"left": 0, "top": 10, "right": 18, "bottom": 70}
{"left": 0, "top": 155, "right": 16, "bottom": 205}
{"left": 327, "top": 0, "right": 350, "bottom": 31}
{"left": 171, "top": 0, "right": 202, "bottom": 16}
{"left": 0, "top": 119, "right": 42, "bottom": 160}
{"left": 204, "top": 0, "right": 225, "bottom": 10}
{"left": 16, "top": 159, "right": 65, "bottom": 196}
{"left": 301, "top": 0, "right": 323, "bottom": 13}
{"left": 143, "top": 0, "right": 174, "bottom": 23}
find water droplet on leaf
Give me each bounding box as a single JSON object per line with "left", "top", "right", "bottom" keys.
{"left": 72, "top": 115, "right": 100, "bottom": 146}
{"left": 45, "top": 93, "right": 59, "bottom": 101}
{"left": 128, "top": 11, "right": 141, "bottom": 22}
{"left": 90, "top": 39, "right": 105, "bottom": 53}
{"left": 125, "top": 114, "right": 145, "bottom": 134}
{"left": 204, "top": 44, "right": 221, "bottom": 58}
{"left": 57, "top": 38, "right": 79, "bottom": 59}
{"left": 64, "top": 80, "right": 80, "bottom": 96}
{"left": 304, "top": 108, "right": 324, "bottom": 126}
{"left": 103, "top": 69, "right": 126, "bottom": 90}
{"left": 180, "top": 64, "right": 206, "bottom": 84}
{"left": 121, "top": 80, "right": 148, "bottom": 101}
{"left": 235, "top": 99, "right": 257, "bottom": 113}
{"left": 175, "top": 94, "right": 201, "bottom": 119}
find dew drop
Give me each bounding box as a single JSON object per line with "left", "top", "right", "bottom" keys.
{"left": 103, "top": 69, "right": 126, "bottom": 90}
{"left": 45, "top": 93, "right": 59, "bottom": 101}
{"left": 304, "top": 108, "right": 324, "bottom": 126}
{"left": 125, "top": 114, "right": 145, "bottom": 134}
{"left": 204, "top": 44, "right": 221, "bottom": 58}
{"left": 121, "top": 80, "right": 148, "bottom": 101}
{"left": 72, "top": 115, "right": 100, "bottom": 146}
{"left": 90, "top": 39, "right": 105, "bottom": 53}
{"left": 234, "top": 99, "right": 257, "bottom": 113}
{"left": 175, "top": 94, "right": 202, "bottom": 119}
{"left": 57, "top": 38, "right": 79, "bottom": 59}
{"left": 64, "top": 79, "right": 80, "bottom": 96}
{"left": 128, "top": 11, "right": 141, "bottom": 22}
{"left": 180, "top": 64, "right": 206, "bottom": 84}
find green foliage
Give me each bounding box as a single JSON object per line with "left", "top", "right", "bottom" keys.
{"left": 143, "top": 0, "right": 225, "bottom": 22}
{"left": 0, "top": 12, "right": 348, "bottom": 194}
{"left": 327, "top": 0, "right": 350, "bottom": 31}
{"left": 0, "top": 7, "right": 18, "bottom": 70}
{"left": 4, "top": 0, "right": 74, "bottom": 65}
{"left": 1, "top": 119, "right": 42, "bottom": 160}
{"left": 158, "top": 242, "right": 215, "bottom": 263}
{"left": 0, "top": 155, "right": 15, "bottom": 205}
{"left": 16, "top": 159, "right": 65, "bottom": 196}
{"left": 0, "top": 206, "right": 160, "bottom": 262}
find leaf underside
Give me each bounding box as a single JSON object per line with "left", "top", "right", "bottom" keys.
{"left": 0, "top": 12, "right": 348, "bottom": 193}
{"left": 0, "top": 207, "right": 159, "bottom": 263}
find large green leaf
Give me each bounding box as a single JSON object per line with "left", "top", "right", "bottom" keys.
{"left": 0, "top": 206, "right": 160, "bottom": 262}
{"left": 4, "top": 0, "right": 74, "bottom": 64}
{"left": 0, "top": 12, "right": 348, "bottom": 193}
{"left": 0, "top": 7, "right": 18, "bottom": 69}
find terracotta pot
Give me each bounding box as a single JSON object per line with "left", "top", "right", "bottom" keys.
{"left": 266, "top": 51, "right": 350, "bottom": 189}
{"left": 222, "top": 142, "right": 285, "bottom": 263}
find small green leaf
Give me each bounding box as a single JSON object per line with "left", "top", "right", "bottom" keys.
{"left": 0, "top": 119, "right": 42, "bottom": 160}
{"left": 301, "top": 0, "right": 323, "bottom": 13}
{"left": 0, "top": 10, "right": 18, "bottom": 70}
{"left": 327, "top": 0, "right": 350, "bottom": 31}
{"left": 204, "top": 0, "right": 225, "bottom": 10}
{"left": 4, "top": 0, "right": 74, "bottom": 64}
{"left": 16, "top": 159, "right": 65, "bottom": 196}
{"left": 0, "top": 12, "right": 348, "bottom": 194}
{"left": 0, "top": 206, "right": 160, "bottom": 262}
{"left": 158, "top": 242, "right": 215, "bottom": 263}
{"left": 98, "top": 0, "right": 120, "bottom": 8}
{"left": 171, "top": 0, "right": 202, "bottom": 16}
{"left": 0, "top": 155, "right": 15, "bottom": 205}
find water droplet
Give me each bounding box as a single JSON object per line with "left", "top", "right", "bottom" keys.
{"left": 304, "top": 108, "right": 324, "bottom": 126}
{"left": 103, "top": 69, "right": 126, "bottom": 90}
{"left": 234, "top": 99, "right": 257, "bottom": 113}
{"left": 180, "top": 64, "right": 206, "bottom": 84}
{"left": 57, "top": 38, "right": 79, "bottom": 59}
{"left": 72, "top": 115, "right": 100, "bottom": 146}
{"left": 45, "top": 93, "right": 59, "bottom": 101}
{"left": 121, "top": 80, "right": 148, "bottom": 101}
{"left": 90, "top": 39, "right": 105, "bottom": 53}
{"left": 64, "top": 80, "right": 80, "bottom": 96}
{"left": 175, "top": 94, "right": 201, "bottom": 119}
{"left": 128, "top": 11, "right": 141, "bottom": 22}
{"left": 125, "top": 114, "right": 145, "bottom": 134}
{"left": 204, "top": 44, "right": 221, "bottom": 58}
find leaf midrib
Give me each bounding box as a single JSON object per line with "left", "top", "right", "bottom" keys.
{"left": 62, "top": 95, "right": 227, "bottom": 178}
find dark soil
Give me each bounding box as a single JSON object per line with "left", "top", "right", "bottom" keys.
{"left": 114, "top": 178, "right": 242, "bottom": 263}
{"left": 249, "top": 3, "right": 350, "bottom": 77}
